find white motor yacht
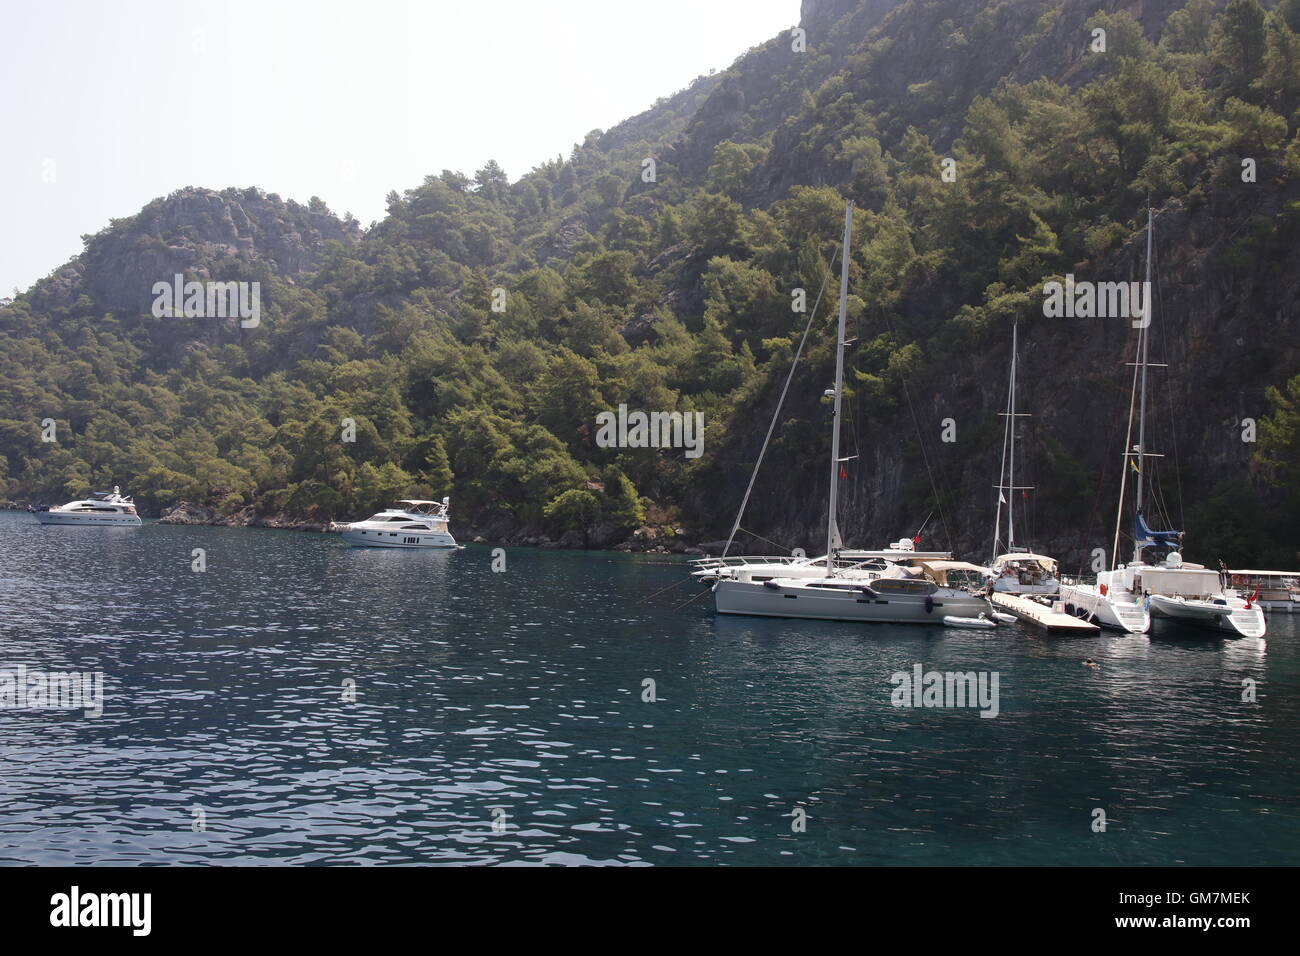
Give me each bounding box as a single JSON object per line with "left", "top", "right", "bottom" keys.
{"left": 338, "top": 498, "right": 457, "bottom": 549}
{"left": 35, "top": 486, "right": 141, "bottom": 526}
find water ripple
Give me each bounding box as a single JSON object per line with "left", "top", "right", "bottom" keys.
{"left": 1, "top": 514, "right": 1297, "bottom": 865}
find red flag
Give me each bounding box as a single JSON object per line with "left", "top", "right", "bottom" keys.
{"left": 913, "top": 534, "right": 920, "bottom": 544}
{"left": 839, "top": 465, "right": 847, "bottom": 479}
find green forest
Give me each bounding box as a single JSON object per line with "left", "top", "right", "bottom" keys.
{"left": 2, "top": 0, "right": 1299, "bottom": 567}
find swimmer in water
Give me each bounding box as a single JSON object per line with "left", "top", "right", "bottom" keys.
{"left": 1083, "top": 658, "right": 1100, "bottom": 668}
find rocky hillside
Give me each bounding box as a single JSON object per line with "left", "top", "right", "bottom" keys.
{"left": 2, "top": 0, "right": 1298, "bottom": 567}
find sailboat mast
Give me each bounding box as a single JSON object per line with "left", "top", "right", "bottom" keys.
{"left": 825, "top": 201, "right": 853, "bottom": 568}
{"left": 1007, "top": 322, "right": 1018, "bottom": 552}
{"left": 1133, "top": 206, "right": 1153, "bottom": 564}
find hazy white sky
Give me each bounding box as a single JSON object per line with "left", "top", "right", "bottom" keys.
{"left": 0, "top": 0, "right": 797, "bottom": 296}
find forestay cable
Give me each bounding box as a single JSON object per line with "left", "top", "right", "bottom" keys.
{"left": 721, "top": 251, "right": 838, "bottom": 557}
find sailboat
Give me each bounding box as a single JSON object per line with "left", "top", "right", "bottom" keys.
{"left": 711, "top": 201, "right": 993, "bottom": 624}
{"left": 1058, "top": 209, "right": 1264, "bottom": 638}
{"left": 987, "top": 322, "right": 1060, "bottom": 595}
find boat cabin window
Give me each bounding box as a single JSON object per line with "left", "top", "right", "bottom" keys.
{"left": 872, "top": 579, "right": 936, "bottom": 594}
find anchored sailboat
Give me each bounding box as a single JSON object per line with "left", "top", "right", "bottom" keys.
{"left": 988, "top": 322, "right": 1060, "bottom": 596}
{"left": 1059, "top": 209, "right": 1264, "bottom": 638}
{"left": 710, "top": 201, "right": 992, "bottom": 624}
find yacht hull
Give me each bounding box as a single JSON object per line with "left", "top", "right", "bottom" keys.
{"left": 714, "top": 579, "right": 990, "bottom": 624}
{"left": 1059, "top": 582, "right": 1150, "bottom": 634}
{"left": 341, "top": 528, "right": 456, "bottom": 548}
{"left": 1149, "top": 595, "right": 1266, "bottom": 638}
{"left": 35, "top": 512, "right": 141, "bottom": 527}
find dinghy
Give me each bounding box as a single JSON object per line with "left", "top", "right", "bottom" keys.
{"left": 943, "top": 614, "right": 997, "bottom": 629}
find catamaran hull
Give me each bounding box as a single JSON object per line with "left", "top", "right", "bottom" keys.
{"left": 1059, "top": 583, "right": 1150, "bottom": 634}
{"left": 340, "top": 529, "right": 456, "bottom": 549}
{"left": 714, "top": 580, "right": 990, "bottom": 624}
{"left": 35, "top": 512, "right": 141, "bottom": 527}
{"left": 1149, "top": 596, "right": 1266, "bottom": 638}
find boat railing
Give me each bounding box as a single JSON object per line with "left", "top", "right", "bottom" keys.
{"left": 689, "top": 555, "right": 811, "bottom": 570}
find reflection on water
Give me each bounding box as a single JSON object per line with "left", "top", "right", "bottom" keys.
{"left": 0, "top": 512, "right": 1297, "bottom": 866}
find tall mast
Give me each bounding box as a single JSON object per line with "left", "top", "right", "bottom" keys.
{"left": 1132, "top": 206, "right": 1153, "bottom": 564}
{"left": 1007, "top": 322, "right": 1018, "bottom": 552}
{"left": 993, "top": 361, "right": 1010, "bottom": 558}
{"left": 993, "top": 322, "right": 1029, "bottom": 559}
{"left": 825, "top": 201, "right": 853, "bottom": 568}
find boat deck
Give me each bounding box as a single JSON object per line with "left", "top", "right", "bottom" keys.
{"left": 992, "top": 592, "right": 1100, "bottom": 635}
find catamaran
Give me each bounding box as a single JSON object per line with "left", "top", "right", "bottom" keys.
{"left": 708, "top": 201, "right": 992, "bottom": 624}
{"left": 1058, "top": 209, "right": 1264, "bottom": 639}
{"left": 337, "top": 498, "right": 457, "bottom": 549}
{"left": 35, "top": 486, "right": 142, "bottom": 526}
{"left": 987, "top": 322, "right": 1061, "bottom": 596}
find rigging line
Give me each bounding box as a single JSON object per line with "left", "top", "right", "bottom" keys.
{"left": 1154, "top": 234, "right": 1185, "bottom": 530}
{"left": 1074, "top": 392, "right": 1122, "bottom": 578}
{"left": 1152, "top": 462, "right": 1173, "bottom": 532}
{"left": 993, "top": 329, "right": 1014, "bottom": 558}
{"left": 1111, "top": 325, "right": 1143, "bottom": 570}
{"left": 721, "top": 247, "right": 838, "bottom": 557}
{"left": 880, "top": 306, "right": 954, "bottom": 552}
{"left": 636, "top": 575, "right": 691, "bottom": 605}
{"left": 736, "top": 526, "right": 799, "bottom": 554}
{"left": 1071, "top": 275, "right": 1141, "bottom": 577}
{"left": 842, "top": 382, "right": 862, "bottom": 529}
{"left": 672, "top": 585, "right": 714, "bottom": 611}
{"left": 899, "top": 364, "right": 955, "bottom": 551}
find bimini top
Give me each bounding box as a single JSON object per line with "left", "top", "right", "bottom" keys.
{"left": 993, "top": 552, "right": 1057, "bottom": 569}
{"left": 921, "top": 560, "right": 993, "bottom": 575}
{"left": 918, "top": 560, "right": 991, "bottom": 586}
{"left": 840, "top": 549, "right": 953, "bottom": 562}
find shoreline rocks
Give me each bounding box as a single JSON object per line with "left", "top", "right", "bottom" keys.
{"left": 156, "top": 501, "right": 700, "bottom": 553}
{"left": 158, "top": 502, "right": 332, "bottom": 532}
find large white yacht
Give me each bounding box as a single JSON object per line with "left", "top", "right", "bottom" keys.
{"left": 338, "top": 498, "right": 457, "bottom": 549}
{"left": 713, "top": 547, "right": 993, "bottom": 623}
{"left": 691, "top": 539, "right": 959, "bottom": 584}
{"left": 705, "top": 202, "right": 992, "bottom": 626}
{"left": 35, "top": 487, "right": 142, "bottom": 526}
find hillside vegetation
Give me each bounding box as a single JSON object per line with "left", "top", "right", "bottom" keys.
{"left": 2, "top": 0, "right": 1299, "bottom": 567}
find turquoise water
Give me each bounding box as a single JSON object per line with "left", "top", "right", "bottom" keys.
{"left": 0, "top": 512, "right": 1296, "bottom": 866}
